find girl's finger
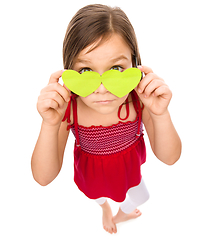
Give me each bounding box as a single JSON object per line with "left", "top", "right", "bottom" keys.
{"left": 38, "top": 98, "right": 59, "bottom": 113}
{"left": 46, "top": 99, "right": 59, "bottom": 111}
{"left": 137, "top": 65, "right": 153, "bottom": 75}
{"left": 143, "top": 79, "right": 166, "bottom": 98}
{"left": 49, "top": 70, "right": 64, "bottom": 84}
{"left": 43, "top": 91, "right": 66, "bottom": 109}
{"left": 46, "top": 82, "right": 70, "bottom": 102}
{"left": 63, "top": 83, "right": 71, "bottom": 93}
{"left": 137, "top": 72, "right": 160, "bottom": 94}
{"left": 153, "top": 85, "right": 172, "bottom": 99}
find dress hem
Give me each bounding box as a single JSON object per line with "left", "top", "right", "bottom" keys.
{"left": 74, "top": 177, "right": 143, "bottom": 203}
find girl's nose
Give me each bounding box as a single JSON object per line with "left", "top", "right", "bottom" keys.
{"left": 94, "top": 83, "right": 109, "bottom": 94}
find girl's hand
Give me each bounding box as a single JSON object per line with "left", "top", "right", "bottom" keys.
{"left": 37, "top": 70, "right": 71, "bottom": 127}
{"left": 135, "top": 66, "right": 172, "bottom": 116}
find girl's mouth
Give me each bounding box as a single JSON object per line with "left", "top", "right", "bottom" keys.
{"left": 95, "top": 100, "right": 114, "bottom": 104}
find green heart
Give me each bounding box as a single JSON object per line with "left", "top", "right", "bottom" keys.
{"left": 62, "top": 67, "right": 141, "bottom": 98}
{"left": 62, "top": 70, "right": 101, "bottom": 97}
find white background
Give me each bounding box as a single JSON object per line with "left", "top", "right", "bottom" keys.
{"left": 0, "top": 0, "right": 203, "bottom": 239}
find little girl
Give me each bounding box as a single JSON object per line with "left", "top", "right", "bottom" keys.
{"left": 31, "top": 4, "right": 181, "bottom": 234}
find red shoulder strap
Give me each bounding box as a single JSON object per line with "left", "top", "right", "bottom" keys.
{"left": 62, "top": 95, "right": 81, "bottom": 147}
{"left": 72, "top": 95, "right": 81, "bottom": 147}
{"left": 118, "top": 98, "right": 130, "bottom": 121}
{"left": 131, "top": 90, "right": 143, "bottom": 137}
{"left": 62, "top": 96, "right": 72, "bottom": 124}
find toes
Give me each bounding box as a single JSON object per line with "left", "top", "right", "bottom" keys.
{"left": 112, "top": 224, "right": 117, "bottom": 234}
{"left": 135, "top": 209, "right": 142, "bottom": 215}
{"left": 138, "top": 211, "right": 142, "bottom": 216}
{"left": 103, "top": 225, "right": 117, "bottom": 234}
{"left": 103, "top": 226, "right": 112, "bottom": 234}
{"left": 103, "top": 226, "right": 108, "bottom": 231}
{"left": 113, "top": 227, "right": 117, "bottom": 234}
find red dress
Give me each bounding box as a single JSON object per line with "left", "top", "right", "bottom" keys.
{"left": 62, "top": 90, "right": 146, "bottom": 202}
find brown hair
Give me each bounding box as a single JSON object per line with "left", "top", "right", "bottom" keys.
{"left": 63, "top": 4, "right": 141, "bottom": 69}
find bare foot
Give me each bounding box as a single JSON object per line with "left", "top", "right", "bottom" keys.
{"left": 113, "top": 208, "right": 142, "bottom": 224}
{"left": 100, "top": 201, "right": 117, "bottom": 234}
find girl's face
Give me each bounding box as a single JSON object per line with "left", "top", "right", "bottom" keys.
{"left": 72, "top": 34, "right": 133, "bottom": 115}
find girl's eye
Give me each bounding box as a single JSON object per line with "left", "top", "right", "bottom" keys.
{"left": 110, "top": 66, "right": 123, "bottom": 72}
{"left": 80, "top": 68, "right": 93, "bottom": 74}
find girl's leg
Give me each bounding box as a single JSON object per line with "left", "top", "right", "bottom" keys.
{"left": 95, "top": 197, "right": 107, "bottom": 205}
{"left": 95, "top": 198, "right": 117, "bottom": 234}
{"left": 121, "top": 178, "right": 149, "bottom": 214}
{"left": 113, "top": 178, "right": 149, "bottom": 224}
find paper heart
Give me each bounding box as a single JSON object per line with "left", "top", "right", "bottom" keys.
{"left": 62, "top": 70, "right": 101, "bottom": 97}
{"left": 62, "top": 68, "right": 142, "bottom": 98}
{"left": 102, "top": 68, "right": 141, "bottom": 98}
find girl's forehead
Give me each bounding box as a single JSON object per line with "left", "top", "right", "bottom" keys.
{"left": 77, "top": 34, "right": 131, "bottom": 61}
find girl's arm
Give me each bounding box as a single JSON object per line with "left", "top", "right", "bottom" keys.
{"left": 31, "top": 70, "right": 70, "bottom": 186}
{"left": 136, "top": 66, "right": 182, "bottom": 165}
{"left": 142, "top": 108, "right": 181, "bottom": 165}
{"left": 31, "top": 121, "right": 69, "bottom": 186}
